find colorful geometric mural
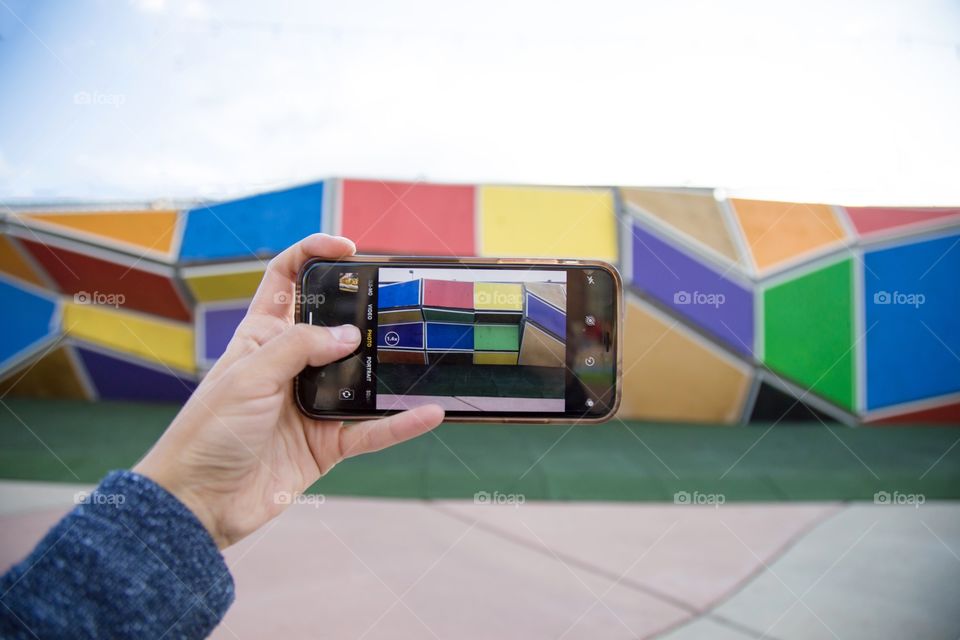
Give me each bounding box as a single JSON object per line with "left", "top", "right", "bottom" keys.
{"left": 1, "top": 180, "right": 958, "bottom": 424}
{"left": 375, "top": 277, "right": 564, "bottom": 369}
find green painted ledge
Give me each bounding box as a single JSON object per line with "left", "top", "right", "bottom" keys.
{"left": 1, "top": 399, "right": 957, "bottom": 502}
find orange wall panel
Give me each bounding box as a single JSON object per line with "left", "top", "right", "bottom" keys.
{"left": 23, "top": 210, "right": 180, "bottom": 256}
{"left": 730, "top": 199, "right": 846, "bottom": 272}
{"left": 0, "top": 235, "right": 47, "bottom": 287}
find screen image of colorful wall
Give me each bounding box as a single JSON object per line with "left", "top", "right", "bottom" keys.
{"left": 375, "top": 268, "right": 567, "bottom": 412}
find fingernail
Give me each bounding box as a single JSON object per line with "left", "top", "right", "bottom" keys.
{"left": 329, "top": 324, "right": 361, "bottom": 344}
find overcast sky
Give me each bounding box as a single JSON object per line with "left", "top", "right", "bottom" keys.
{"left": 0, "top": 0, "right": 958, "bottom": 205}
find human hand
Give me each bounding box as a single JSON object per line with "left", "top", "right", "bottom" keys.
{"left": 135, "top": 234, "right": 445, "bottom": 549}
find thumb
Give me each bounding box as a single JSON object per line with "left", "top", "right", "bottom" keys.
{"left": 245, "top": 323, "right": 361, "bottom": 390}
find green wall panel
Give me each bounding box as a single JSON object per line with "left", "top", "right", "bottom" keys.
{"left": 423, "top": 308, "right": 474, "bottom": 323}
{"left": 763, "top": 258, "right": 855, "bottom": 410}
{"left": 474, "top": 324, "right": 520, "bottom": 351}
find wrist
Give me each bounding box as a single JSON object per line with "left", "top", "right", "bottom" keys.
{"left": 133, "top": 461, "right": 230, "bottom": 549}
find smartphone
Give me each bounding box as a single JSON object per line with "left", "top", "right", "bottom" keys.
{"left": 294, "top": 257, "right": 622, "bottom": 423}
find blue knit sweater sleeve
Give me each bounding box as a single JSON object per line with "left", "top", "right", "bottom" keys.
{"left": 0, "top": 471, "right": 235, "bottom": 639}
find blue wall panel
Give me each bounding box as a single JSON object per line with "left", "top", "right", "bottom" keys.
{"left": 0, "top": 278, "right": 58, "bottom": 371}
{"left": 378, "top": 280, "right": 421, "bottom": 309}
{"left": 865, "top": 233, "right": 960, "bottom": 409}
{"left": 179, "top": 182, "right": 324, "bottom": 261}
{"left": 377, "top": 323, "right": 424, "bottom": 349}
{"left": 425, "top": 323, "right": 474, "bottom": 350}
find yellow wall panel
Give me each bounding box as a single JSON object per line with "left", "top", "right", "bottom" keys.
{"left": 0, "top": 346, "right": 89, "bottom": 399}
{"left": 620, "top": 188, "right": 740, "bottom": 262}
{"left": 24, "top": 210, "right": 180, "bottom": 256}
{"left": 474, "top": 351, "right": 519, "bottom": 365}
{"left": 518, "top": 323, "right": 565, "bottom": 368}
{"left": 730, "top": 199, "right": 847, "bottom": 272}
{"left": 184, "top": 269, "right": 265, "bottom": 302}
{"left": 474, "top": 282, "right": 523, "bottom": 310}
{"left": 63, "top": 303, "right": 195, "bottom": 373}
{"left": 524, "top": 282, "right": 565, "bottom": 309}
{"left": 618, "top": 298, "right": 752, "bottom": 423}
{"left": 480, "top": 186, "right": 617, "bottom": 260}
{"left": 0, "top": 235, "right": 47, "bottom": 288}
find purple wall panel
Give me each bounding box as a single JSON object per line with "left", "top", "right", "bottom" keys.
{"left": 631, "top": 223, "right": 754, "bottom": 356}
{"left": 203, "top": 305, "right": 247, "bottom": 361}
{"left": 77, "top": 347, "right": 196, "bottom": 402}
{"left": 525, "top": 293, "right": 565, "bottom": 340}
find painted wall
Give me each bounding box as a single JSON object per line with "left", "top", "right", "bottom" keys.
{"left": 2, "top": 181, "right": 958, "bottom": 425}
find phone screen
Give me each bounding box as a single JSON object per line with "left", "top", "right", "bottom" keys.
{"left": 295, "top": 260, "right": 619, "bottom": 421}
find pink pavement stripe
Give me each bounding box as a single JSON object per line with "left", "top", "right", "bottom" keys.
{"left": 376, "top": 394, "right": 478, "bottom": 411}
{"left": 376, "top": 394, "right": 565, "bottom": 412}
{"left": 456, "top": 396, "right": 566, "bottom": 412}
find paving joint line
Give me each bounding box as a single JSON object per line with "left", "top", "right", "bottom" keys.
{"left": 649, "top": 502, "right": 850, "bottom": 640}
{"left": 427, "top": 502, "right": 698, "bottom": 614}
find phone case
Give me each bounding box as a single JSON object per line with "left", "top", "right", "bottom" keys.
{"left": 294, "top": 255, "right": 623, "bottom": 424}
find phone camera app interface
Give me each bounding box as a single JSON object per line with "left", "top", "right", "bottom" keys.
{"left": 375, "top": 267, "right": 567, "bottom": 413}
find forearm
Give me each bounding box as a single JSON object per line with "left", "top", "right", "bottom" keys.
{"left": 0, "top": 471, "right": 234, "bottom": 639}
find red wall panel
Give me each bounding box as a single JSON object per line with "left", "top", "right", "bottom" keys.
{"left": 21, "top": 239, "right": 191, "bottom": 322}
{"left": 844, "top": 207, "right": 960, "bottom": 237}
{"left": 340, "top": 179, "right": 476, "bottom": 255}
{"left": 423, "top": 279, "right": 473, "bottom": 309}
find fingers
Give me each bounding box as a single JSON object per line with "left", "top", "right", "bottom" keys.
{"left": 338, "top": 404, "right": 445, "bottom": 459}
{"left": 249, "top": 234, "right": 356, "bottom": 319}
{"left": 242, "top": 323, "right": 361, "bottom": 391}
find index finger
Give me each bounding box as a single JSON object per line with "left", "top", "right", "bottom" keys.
{"left": 248, "top": 233, "right": 356, "bottom": 320}
{"left": 337, "top": 404, "right": 445, "bottom": 459}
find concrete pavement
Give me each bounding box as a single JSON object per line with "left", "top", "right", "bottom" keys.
{"left": 0, "top": 482, "right": 957, "bottom": 639}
